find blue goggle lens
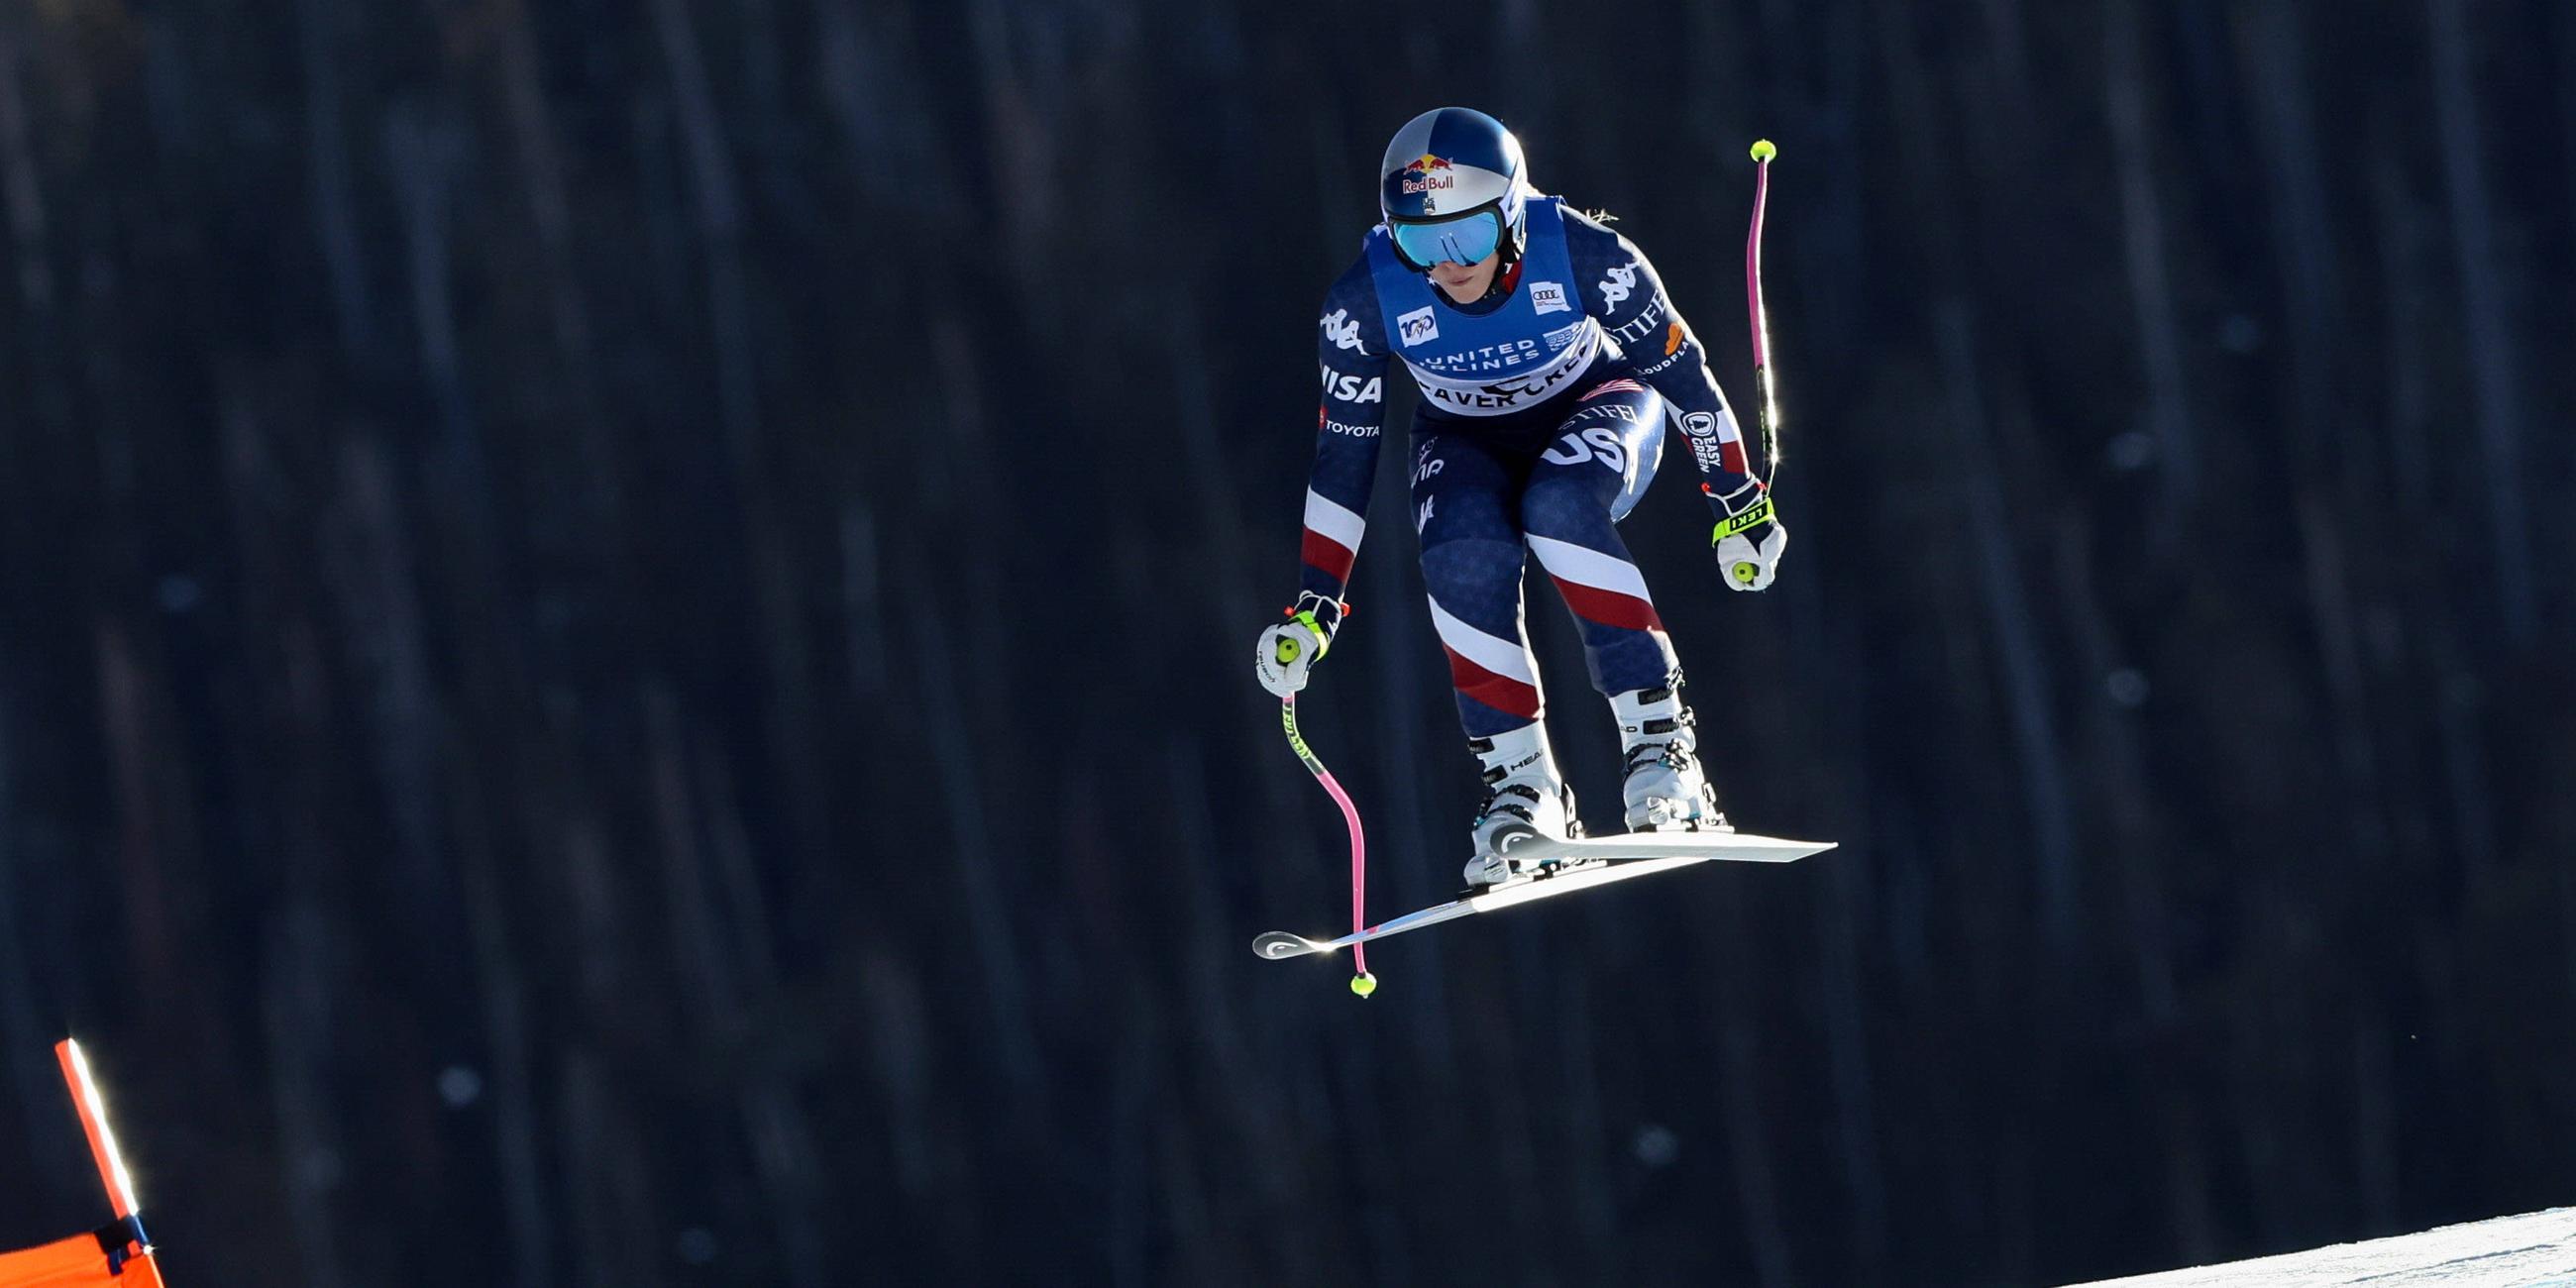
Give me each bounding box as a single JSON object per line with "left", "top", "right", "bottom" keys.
{"left": 1392, "top": 211, "right": 1502, "bottom": 268}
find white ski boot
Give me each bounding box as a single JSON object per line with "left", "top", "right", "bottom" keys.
{"left": 1612, "top": 685, "right": 1729, "bottom": 832}
{"left": 1462, "top": 722, "right": 1581, "bottom": 888}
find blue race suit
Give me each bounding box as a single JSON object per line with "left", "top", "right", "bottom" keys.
{"left": 1297, "top": 198, "right": 1766, "bottom": 737}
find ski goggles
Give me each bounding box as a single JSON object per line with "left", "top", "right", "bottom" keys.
{"left": 1389, "top": 209, "right": 1503, "bottom": 269}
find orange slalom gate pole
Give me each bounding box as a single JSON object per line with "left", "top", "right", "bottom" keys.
{"left": 0, "top": 1040, "right": 166, "bottom": 1286}
{"left": 54, "top": 1041, "right": 140, "bottom": 1222}
{"left": 40, "top": 1039, "right": 165, "bottom": 1286}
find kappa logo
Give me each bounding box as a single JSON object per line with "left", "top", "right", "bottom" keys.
{"left": 1529, "top": 280, "right": 1571, "bottom": 316}
{"left": 1396, "top": 305, "right": 1440, "bottom": 345}
{"left": 1319, "top": 308, "right": 1367, "bottom": 354}
{"left": 1599, "top": 258, "right": 1639, "bottom": 309}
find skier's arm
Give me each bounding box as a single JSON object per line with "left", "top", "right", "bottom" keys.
{"left": 1257, "top": 260, "right": 1389, "bottom": 698}
{"left": 1564, "top": 209, "right": 1785, "bottom": 590}
{"left": 1563, "top": 211, "right": 1764, "bottom": 505}
{"left": 1298, "top": 262, "right": 1391, "bottom": 631}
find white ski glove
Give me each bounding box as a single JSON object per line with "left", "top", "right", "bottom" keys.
{"left": 1254, "top": 593, "right": 1342, "bottom": 698}
{"left": 1710, "top": 483, "right": 1788, "bottom": 591}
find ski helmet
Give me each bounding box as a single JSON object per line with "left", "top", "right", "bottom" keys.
{"left": 1378, "top": 107, "right": 1530, "bottom": 272}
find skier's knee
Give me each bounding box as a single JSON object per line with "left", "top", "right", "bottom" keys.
{"left": 1519, "top": 478, "right": 1609, "bottom": 542}
{"left": 1419, "top": 535, "right": 1524, "bottom": 598}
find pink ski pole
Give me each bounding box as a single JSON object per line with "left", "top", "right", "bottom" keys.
{"left": 1745, "top": 138, "right": 1782, "bottom": 486}
{"left": 1280, "top": 696, "right": 1375, "bottom": 995}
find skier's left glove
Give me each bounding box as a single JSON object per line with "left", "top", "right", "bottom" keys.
{"left": 1708, "top": 483, "right": 1788, "bottom": 591}
{"left": 1254, "top": 592, "right": 1343, "bottom": 698}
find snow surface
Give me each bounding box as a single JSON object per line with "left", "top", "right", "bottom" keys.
{"left": 2066, "top": 1209, "right": 2576, "bottom": 1287}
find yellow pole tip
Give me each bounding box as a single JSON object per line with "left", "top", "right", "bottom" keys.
{"left": 1349, "top": 973, "right": 1378, "bottom": 998}
{"left": 1750, "top": 139, "right": 1777, "bottom": 162}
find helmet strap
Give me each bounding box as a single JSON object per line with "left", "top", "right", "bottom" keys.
{"left": 1491, "top": 209, "right": 1528, "bottom": 271}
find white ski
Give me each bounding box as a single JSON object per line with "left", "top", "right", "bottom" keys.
{"left": 1252, "top": 831, "right": 1835, "bottom": 960}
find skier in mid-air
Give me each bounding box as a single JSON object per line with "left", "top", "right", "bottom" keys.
{"left": 1254, "top": 106, "right": 1789, "bottom": 891}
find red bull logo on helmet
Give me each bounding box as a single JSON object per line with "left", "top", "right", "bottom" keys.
{"left": 1399, "top": 153, "right": 1456, "bottom": 195}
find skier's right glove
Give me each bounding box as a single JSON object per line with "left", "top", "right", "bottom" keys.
{"left": 1708, "top": 482, "right": 1788, "bottom": 591}
{"left": 1254, "top": 591, "right": 1344, "bottom": 698}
